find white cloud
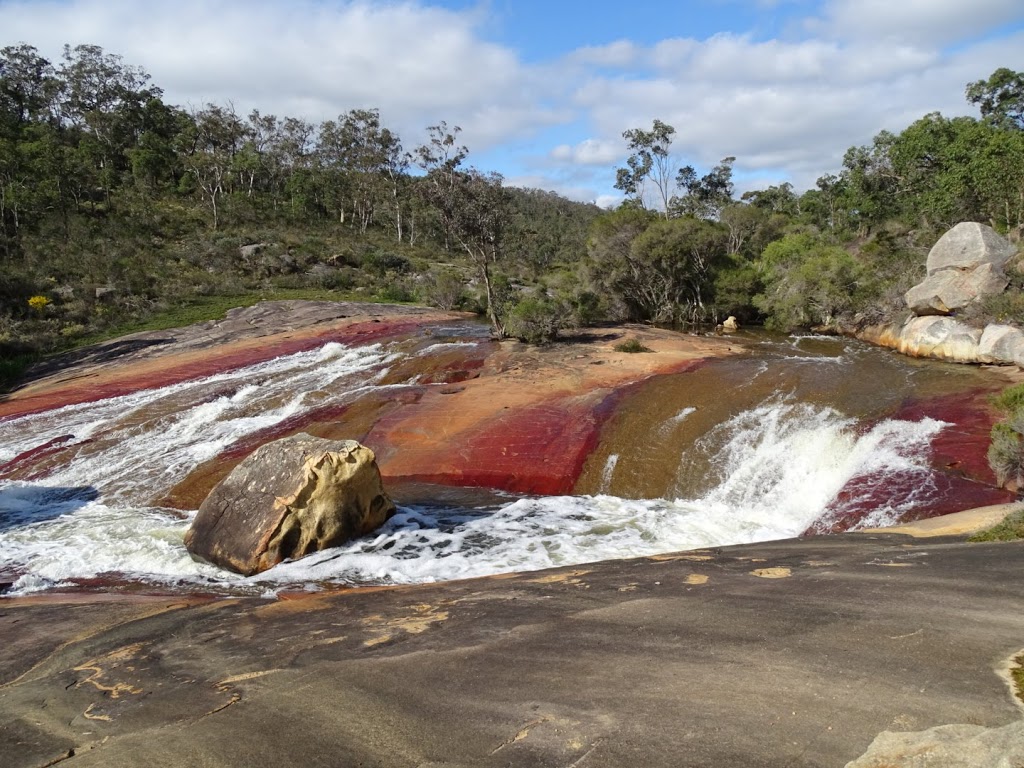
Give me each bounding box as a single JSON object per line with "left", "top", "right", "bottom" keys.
{"left": 815, "top": 0, "right": 1024, "bottom": 45}
{"left": 566, "top": 39, "right": 640, "bottom": 68}
{"left": 550, "top": 138, "right": 622, "bottom": 166}
{"left": 0, "top": 0, "right": 562, "bottom": 152}
{"left": 565, "top": 24, "right": 1024, "bottom": 190}
{"left": 0, "top": 0, "right": 1020, "bottom": 198}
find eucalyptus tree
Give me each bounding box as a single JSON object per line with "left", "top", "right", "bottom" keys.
{"left": 57, "top": 44, "right": 162, "bottom": 206}
{"left": 670, "top": 156, "right": 735, "bottom": 220}
{"left": 615, "top": 119, "right": 676, "bottom": 216}
{"left": 177, "top": 104, "right": 249, "bottom": 229}
{"left": 967, "top": 67, "right": 1024, "bottom": 130}
{"left": 415, "top": 122, "right": 509, "bottom": 333}
{"left": 317, "top": 108, "right": 403, "bottom": 233}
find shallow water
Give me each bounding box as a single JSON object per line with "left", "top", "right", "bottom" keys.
{"left": 0, "top": 329, "right": 1005, "bottom": 596}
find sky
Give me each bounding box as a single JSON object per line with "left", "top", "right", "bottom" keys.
{"left": 1, "top": 0, "right": 1022, "bottom": 206}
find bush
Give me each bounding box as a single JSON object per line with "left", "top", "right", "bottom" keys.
{"left": 614, "top": 338, "right": 653, "bottom": 353}
{"left": 376, "top": 281, "right": 415, "bottom": 303}
{"left": 421, "top": 269, "right": 465, "bottom": 310}
{"left": 505, "top": 296, "right": 570, "bottom": 344}
{"left": 987, "top": 382, "right": 1024, "bottom": 488}
{"left": 363, "top": 251, "right": 411, "bottom": 277}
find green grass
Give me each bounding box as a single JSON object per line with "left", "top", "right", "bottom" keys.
{"left": 968, "top": 508, "right": 1024, "bottom": 542}
{"left": 614, "top": 338, "right": 653, "bottom": 353}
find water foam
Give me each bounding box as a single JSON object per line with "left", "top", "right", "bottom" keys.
{"left": 0, "top": 342, "right": 951, "bottom": 596}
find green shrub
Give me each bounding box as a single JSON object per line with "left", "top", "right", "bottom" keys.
{"left": 376, "top": 282, "right": 415, "bottom": 303}
{"left": 987, "top": 382, "right": 1024, "bottom": 488}
{"left": 363, "top": 251, "right": 411, "bottom": 277}
{"left": 421, "top": 269, "right": 465, "bottom": 310}
{"left": 968, "top": 508, "right": 1024, "bottom": 542}
{"left": 505, "top": 296, "right": 569, "bottom": 344}
{"left": 614, "top": 338, "right": 653, "bottom": 353}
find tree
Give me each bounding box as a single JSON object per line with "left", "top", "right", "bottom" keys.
{"left": 967, "top": 67, "right": 1024, "bottom": 130}
{"left": 414, "top": 121, "right": 467, "bottom": 250}
{"left": 615, "top": 119, "right": 676, "bottom": 216}
{"left": 585, "top": 210, "right": 725, "bottom": 323}
{"left": 754, "top": 233, "right": 865, "bottom": 330}
{"left": 670, "top": 156, "right": 735, "bottom": 220}
{"left": 178, "top": 104, "right": 248, "bottom": 229}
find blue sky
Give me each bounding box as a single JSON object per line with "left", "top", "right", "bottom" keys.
{"left": 2, "top": 0, "right": 1022, "bottom": 205}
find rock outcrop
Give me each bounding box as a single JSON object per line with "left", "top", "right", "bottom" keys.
{"left": 845, "top": 721, "right": 1024, "bottom": 768}
{"left": 857, "top": 316, "right": 984, "bottom": 363}
{"left": 904, "top": 222, "right": 1015, "bottom": 316}
{"left": 184, "top": 434, "right": 395, "bottom": 576}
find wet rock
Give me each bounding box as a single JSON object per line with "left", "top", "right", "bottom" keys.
{"left": 845, "top": 721, "right": 1024, "bottom": 768}
{"left": 905, "top": 223, "right": 1016, "bottom": 316}
{"left": 185, "top": 434, "right": 395, "bottom": 576}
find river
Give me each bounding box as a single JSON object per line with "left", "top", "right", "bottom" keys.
{"left": 0, "top": 327, "right": 1009, "bottom": 597}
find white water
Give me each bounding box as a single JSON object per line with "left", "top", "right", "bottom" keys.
{"left": 0, "top": 339, "right": 950, "bottom": 596}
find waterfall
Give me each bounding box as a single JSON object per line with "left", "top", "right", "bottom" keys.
{"left": 0, "top": 339, "right": 951, "bottom": 596}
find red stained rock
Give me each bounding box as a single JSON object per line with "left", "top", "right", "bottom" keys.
{"left": 0, "top": 317, "right": 436, "bottom": 423}
{"left": 807, "top": 389, "right": 1014, "bottom": 534}
{"left": 371, "top": 392, "right": 624, "bottom": 495}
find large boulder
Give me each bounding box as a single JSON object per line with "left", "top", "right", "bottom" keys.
{"left": 185, "top": 434, "right": 395, "bottom": 576}
{"left": 926, "top": 221, "right": 1016, "bottom": 274}
{"left": 978, "top": 324, "right": 1024, "bottom": 365}
{"left": 895, "top": 316, "right": 982, "bottom": 362}
{"left": 905, "top": 222, "right": 1016, "bottom": 316}
{"left": 905, "top": 262, "right": 1008, "bottom": 316}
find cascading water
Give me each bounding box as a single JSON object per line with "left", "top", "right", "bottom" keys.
{"left": 0, "top": 332, "right": 989, "bottom": 597}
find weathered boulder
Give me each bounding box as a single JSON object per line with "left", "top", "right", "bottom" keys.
{"left": 905, "top": 262, "right": 1008, "bottom": 316}
{"left": 926, "top": 221, "right": 1016, "bottom": 274}
{"left": 895, "top": 316, "right": 982, "bottom": 362}
{"left": 905, "top": 222, "right": 1016, "bottom": 315}
{"left": 845, "top": 721, "right": 1024, "bottom": 768}
{"left": 184, "top": 434, "right": 395, "bottom": 576}
{"left": 979, "top": 324, "right": 1024, "bottom": 365}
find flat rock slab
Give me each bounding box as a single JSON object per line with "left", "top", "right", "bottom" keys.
{"left": 2, "top": 534, "right": 1022, "bottom": 767}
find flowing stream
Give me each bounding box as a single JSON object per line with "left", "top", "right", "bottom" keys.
{"left": 0, "top": 330, "right": 1002, "bottom": 596}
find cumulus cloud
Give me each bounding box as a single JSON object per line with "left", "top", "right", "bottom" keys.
{"left": 565, "top": 23, "right": 1024, "bottom": 190}
{"left": 1, "top": 0, "right": 1020, "bottom": 198}
{"left": 550, "top": 138, "right": 623, "bottom": 166}
{"left": 0, "top": 0, "right": 563, "bottom": 151}
{"left": 816, "top": 0, "right": 1024, "bottom": 45}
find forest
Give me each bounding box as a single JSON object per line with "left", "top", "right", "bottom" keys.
{"left": 1, "top": 42, "right": 1023, "bottom": 387}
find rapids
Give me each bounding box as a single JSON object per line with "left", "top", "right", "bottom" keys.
{"left": 0, "top": 329, "right": 1008, "bottom": 596}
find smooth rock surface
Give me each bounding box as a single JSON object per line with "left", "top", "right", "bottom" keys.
{"left": 845, "top": 721, "right": 1024, "bottom": 767}
{"left": 904, "top": 223, "right": 1016, "bottom": 316}
{"left": 2, "top": 534, "right": 1022, "bottom": 768}
{"left": 895, "top": 316, "right": 983, "bottom": 362}
{"left": 184, "top": 434, "right": 395, "bottom": 575}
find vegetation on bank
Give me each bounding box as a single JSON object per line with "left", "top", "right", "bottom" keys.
{"left": 967, "top": 508, "right": 1024, "bottom": 542}
{"left": 1, "top": 43, "right": 1023, "bottom": 390}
